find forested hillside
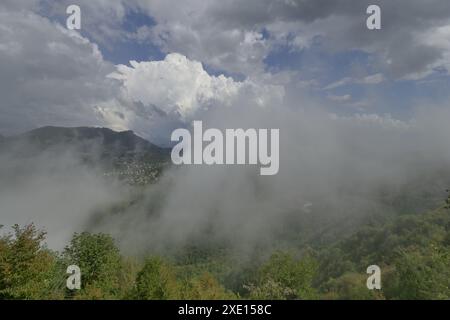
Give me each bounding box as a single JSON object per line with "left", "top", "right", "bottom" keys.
{"left": 1, "top": 203, "right": 448, "bottom": 300}
{"left": 1, "top": 127, "right": 449, "bottom": 300}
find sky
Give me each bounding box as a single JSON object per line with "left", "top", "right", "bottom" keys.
{"left": 1, "top": 0, "right": 450, "bottom": 144}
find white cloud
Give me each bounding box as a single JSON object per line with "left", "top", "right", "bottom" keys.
{"left": 361, "top": 73, "right": 384, "bottom": 85}
{"left": 323, "top": 77, "right": 353, "bottom": 90}
{"left": 131, "top": 0, "right": 271, "bottom": 76}
{"left": 0, "top": 9, "right": 118, "bottom": 134}
{"left": 323, "top": 73, "right": 385, "bottom": 90}
{"left": 416, "top": 22, "right": 450, "bottom": 77}
{"left": 109, "top": 53, "right": 285, "bottom": 121}
{"left": 43, "top": 0, "right": 128, "bottom": 46}
{"left": 328, "top": 94, "right": 352, "bottom": 103}
{"left": 132, "top": 0, "right": 450, "bottom": 81}
{"left": 330, "top": 113, "right": 411, "bottom": 130}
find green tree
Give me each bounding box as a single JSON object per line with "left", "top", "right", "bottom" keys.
{"left": 247, "top": 251, "right": 318, "bottom": 300}
{"left": 322, "top": 272, "right": 385, "bottom": 300}
{"left": 181, "top": 272, "right": 236, "bottom": 299}
{"left": 134, "top": 256, "right": 180, "bottom": 299}
{"left": 63, "top": 232, "right": 122, "bottom": 299}
{"left": 0, "top": 224, "right": 64, "bottom": 299}
{"left": 384, "top": 246, "right": 450, "bottom": 299}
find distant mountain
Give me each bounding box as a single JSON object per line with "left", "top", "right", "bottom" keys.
{"left": 1, "top": 126, "right": 167, "bottom": 155}
{"left": 0, "top": 126, "right": 171, "bottom": 185}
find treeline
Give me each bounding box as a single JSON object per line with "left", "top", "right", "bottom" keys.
{"left": 317, "top": 206, "right": 450, "bottom": 299}
{"left": 0, "top": 206, "right": 449, "bottom": 300}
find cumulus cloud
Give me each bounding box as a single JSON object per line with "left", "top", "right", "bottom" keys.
{"left": 0, "top": 7, "right": 118, "bottom": 135}
{"left": 108, "top": 53, "right": 284, "bottom": 122}
{"left": 129, "top": 0, "right": 270, "bottom": 76}
{"left": 110, "top": 53, "right": 241, "bottom": 119}
{"left": 42, "top": 0, "right": 128, "bottom": 47}
{"left": 10, "top": 0, "right": 450, "bottom": 82}
{"left": 128, "top": 0, "right": 450, "bottom": 80}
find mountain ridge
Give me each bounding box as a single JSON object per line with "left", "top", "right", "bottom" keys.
{"left": 17, "top": 126, "right": 164, "bottom": 150}
{"left": 0, "top": 126, "right": 171, "bottom": 185}
{"left": 0, "top": 126, "right": 169, "bottom": 155}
